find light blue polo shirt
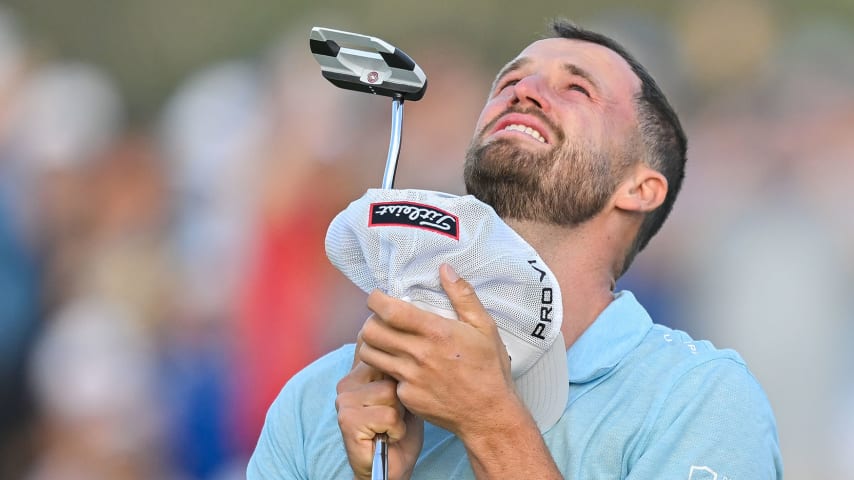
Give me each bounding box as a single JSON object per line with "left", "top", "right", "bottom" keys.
{"left": 248, "top": 291, "right": 783, "bottom": 479}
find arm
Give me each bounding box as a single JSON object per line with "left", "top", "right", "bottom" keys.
{"left": 460, "top": 400, "right": 562, "bottom": 480}
{"left": 359, "top": 263, "right": 563, "bottom": 479}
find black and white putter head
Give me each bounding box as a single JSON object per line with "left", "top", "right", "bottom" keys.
{"left": 309, "top": 27, "right": 427, "bottom": 101}
{"left": 310, "top": 27, "right": 427, "bottom": 190}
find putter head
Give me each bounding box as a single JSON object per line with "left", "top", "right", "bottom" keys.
{"left": 310, "top": 27, "right": 427, "bottom": 101}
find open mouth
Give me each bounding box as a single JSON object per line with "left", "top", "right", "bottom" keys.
{"left": 502, "top": 123, "right": 546, "bottom": 143}
{"left": 490, "top": 112, "right": 553, "bottom": 145}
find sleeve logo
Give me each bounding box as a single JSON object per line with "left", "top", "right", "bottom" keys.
{"left": 688, "top": 466, "right": 718, "bottom": 480}
{"left": 369, "top": 201, "right": 459, "bottom": 239}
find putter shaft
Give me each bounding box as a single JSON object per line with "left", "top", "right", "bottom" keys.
{"left": 310, "top": 27, "right": 424, "bottom": 480}
{"left": 371, "top": 433, "right": 389, "bottom": 480}
{"left": 372, "top": 94, "right": 404, "bottom": 480}
{"left": 381, "top": 95, "right": 404, "bottom": 189}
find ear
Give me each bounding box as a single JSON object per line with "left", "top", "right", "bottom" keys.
{"left": 614, "top": 164, "right": 668, "bottom": 214}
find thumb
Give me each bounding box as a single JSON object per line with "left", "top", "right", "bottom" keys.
{"left": 439, "top": 263, "right": 493, "bottom": 331}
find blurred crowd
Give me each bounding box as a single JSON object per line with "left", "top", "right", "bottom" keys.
{"left": 0, "top": 3, "right": 852, "bottom": 479}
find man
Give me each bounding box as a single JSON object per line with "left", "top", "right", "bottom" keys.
{"left": 247, "top": 19, "right": 783, "bottom": 479}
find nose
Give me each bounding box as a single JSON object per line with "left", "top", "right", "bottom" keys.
{"left": 510, "top": 75, "right": 550, "bottom": 111}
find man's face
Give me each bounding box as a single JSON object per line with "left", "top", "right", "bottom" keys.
{"left": 464, "top": 38, "right": 642, "bottom": 225}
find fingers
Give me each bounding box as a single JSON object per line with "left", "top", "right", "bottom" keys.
{"left": 336, "top": 368, "right": 414, "bottom": 480}
{"left": 367, "top": 264, "right": 491, "bottom": 332}
{"left": 342, "top": 312, "right": 426, "bottom": 479}
{"left": 352, "top": 328, "right": 364, "bottom": 369}
{"left": 362, "top": 296, "right": 426, "bottom": 359}
{"left": 354, "top": 312, "right": 418, "bottom": 378}
{"left": 337, "top": 371, "right": 407, "bottom": 440}
{"left": 439, "top": 263, "right": 494, "bottom": 332}
{"left": 357, "top": 335, "right": 415, "bottom": 383}
{"left": 365, "top": 286, "right": 460, "bottom": 336}
{"left": 340, "top": 405, "right": 407, "bottom": 441}
{"left": 366, "top": 289, "right": 424, "bottom": 334}
{"left": 361, "top": 265, "right": 497, "bottom": 378}
{"left": 337, "top": 361, "right": 388, "bottom": 393}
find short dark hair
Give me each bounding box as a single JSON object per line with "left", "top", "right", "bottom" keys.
{"left": 548, "top": 18, "right": 687, "bottom": 273}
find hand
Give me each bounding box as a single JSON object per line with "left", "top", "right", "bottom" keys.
{"left": 359, "top": 263, "right": 521, "bottom": 440}
{"left": 336, "top": 333, "right": 424, "bottom": 480}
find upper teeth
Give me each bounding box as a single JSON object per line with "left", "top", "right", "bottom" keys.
{"left": 504, "top": 124, "right": 546, "bottom": 143}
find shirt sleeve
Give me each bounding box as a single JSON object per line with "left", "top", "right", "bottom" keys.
{"left": 246, "top": 376, "right": 309, "bottom": 479}
{"left": 626, "top": 357, "right": 783, "bottom": 480}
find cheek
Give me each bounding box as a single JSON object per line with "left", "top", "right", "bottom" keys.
{"left": 473, "top": 111, "right": 490, "bottom": 133}
{"left": 573, "top": 108, "right": 612, "bottom": 146}
{"left": 475, "top": 91, "right": 514, "bottom": 130}
{"left": 604, "top": 105, "right": 638, "bottom": 141}
{"left": 473, "top": 105, "right": 501, "bottom": 137}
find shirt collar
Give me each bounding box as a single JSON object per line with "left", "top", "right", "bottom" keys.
{"left": 566, "top": 290, "right": 653, "bottom": 383}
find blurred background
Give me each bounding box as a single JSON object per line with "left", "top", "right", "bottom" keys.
{"left": 0, "top": 0, "right": 851, "bottom": 478}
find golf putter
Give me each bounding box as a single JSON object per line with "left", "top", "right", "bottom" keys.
{"left": 310, "top": 26, "right": 428, "bottom": 480}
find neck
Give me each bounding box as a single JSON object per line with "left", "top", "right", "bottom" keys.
{"left": 505, "top": 218, "right": 617, "bottom": 350}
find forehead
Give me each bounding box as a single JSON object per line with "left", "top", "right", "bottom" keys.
{"left": 507, "top": 37, "right": 641, "bottom": 97}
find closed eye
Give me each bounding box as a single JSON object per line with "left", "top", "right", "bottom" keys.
{"left": 569, "top": 84, "right": 590, "bottom": 97}
{"left": 496, "top": 78, "right": 519, "bottom": 93}
{"left": 491, "top": 57, "right": 530, "bottom": 95}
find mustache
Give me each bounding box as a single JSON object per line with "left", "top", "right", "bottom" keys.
{"left": 478, "top": 106, "right": 564, "bottom": 144}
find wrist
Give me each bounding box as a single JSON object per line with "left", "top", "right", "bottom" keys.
{"left": 458, "top": 396, "right": 562, "bottom": 479}
{"left": 457, "top": 393, "right": 533, "bottom": 451}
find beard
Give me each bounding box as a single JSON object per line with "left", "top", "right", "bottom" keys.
{"left": 464, "top": 125, "right": 625, "bottom": 226}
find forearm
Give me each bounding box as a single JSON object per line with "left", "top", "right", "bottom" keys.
{"left": 459, "top": 398, "right": 563, "bottom": 480}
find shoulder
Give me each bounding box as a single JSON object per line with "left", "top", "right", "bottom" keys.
{"left": 247, "top": 344, "right": 356, "bottom": 479}
{"left": 604, "top": 324, "right": 782, "bottom": 477}
{"left": 285, "top": 343, "right": 356, "bottom": 396}
{"left": 633, "top": 326, "right": 781, "bottom": 468}
{"left": 630, "top": 324, "right": 772, "bottom": 412}
{"left": 265, "top": 343, "right": 356, "bottom": 428}
{"left": 638, "top": 324, "right": 760, "bottom": 389}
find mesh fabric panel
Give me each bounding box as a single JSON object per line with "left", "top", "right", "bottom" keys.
{"left": 326, "top": 189, "right": 563, "bottom": 375}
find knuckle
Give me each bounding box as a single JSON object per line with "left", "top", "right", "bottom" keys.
{"left": 360, "top": 317, "right": 378, "bottom": 341}
{"left": 336, "top": 375, "right": 351, "bottom": 395}
{"left": 382, "top": 299, "right": 405, "bottom": 321}
{"left": 405, "top": 342, "right": 426, "bottom": 366}
{"left": 366, "top": 289, "right": 382, "bottom": 309}
{"left": 456, "top": 279, "right": 477, "bottom": 298}
{"left": 334, "top": 388, "right": 354, "bottom": 411}
{"left": 385, "top": 364, "right": 405, "bottom": 383}
{"left": 379, "top": 406, "right": 399, "bottom": 426}
{"left": 388, "top": 360, "right": 412, "bottom": 382}
{"left": 395, "top": 382, "right": 413, "bottom": 405}
{"left": 432, "top": 320, "right": 452, "bottom": 342}
{"left": 420, "top": 323, "right": 450, "bottom": 355}
{"left": 336, "top": 406, "right": 352, "bottom": 429}
{"left": 377, "top": 378, "right": 398, "bottom": 396}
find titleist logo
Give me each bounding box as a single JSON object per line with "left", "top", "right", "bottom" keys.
{"left": 369, "top": 201, "right": 459, "bottom": 239}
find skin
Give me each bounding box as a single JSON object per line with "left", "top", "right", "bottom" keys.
{"left": 335, "top": 38, "right": 668, "bottom": 479}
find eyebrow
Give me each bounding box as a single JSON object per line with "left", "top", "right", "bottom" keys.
{"left": 562, "top": 63, "right": 599, "bottom": 91}
{"left": 491, "top": 57, "right": 600, "bottom": 92}
{"left": 491, "top": 57, "right": 531, "bottom": 91}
